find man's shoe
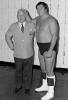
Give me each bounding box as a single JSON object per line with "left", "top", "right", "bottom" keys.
{"left": 41, "top": 86, "right": 54, "bottom": 100}
{"left": 35, "top": 79, "right": 48, "bottom": 92}
{"left": 25, "top": 89, "right": 30, "bottom": 95}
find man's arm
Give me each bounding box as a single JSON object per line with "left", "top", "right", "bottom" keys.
{"left": 32, "top": 16, "right": 39, "bottom": 34}
{"left": 5, "top": 25, "right": 14, "bottom": 50}
{"left": 49, "top": 18, "right": 59, "bottom": 52}
{"left": 32, "top": 16, "right": 39, "bottom": 24}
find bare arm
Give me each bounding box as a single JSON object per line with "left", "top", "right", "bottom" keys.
{"left": 32, "top": 16, "right": 39, "bottom": 35}
{"left": 49, "top": 19, "right": 59, "bottom": 51}
{"left": 5, "top": 25, "right": 14, "bottom": 50}
{"left": 32, "top": 16, "right": 39, "bottom": 24}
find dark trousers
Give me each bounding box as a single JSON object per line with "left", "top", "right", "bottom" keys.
{"left": 14, "top": 56, "right": 33, "bottom": 89}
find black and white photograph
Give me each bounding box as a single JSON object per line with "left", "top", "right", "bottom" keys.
{"left": 0, "top": 0, "right": 68, "bottom": 100}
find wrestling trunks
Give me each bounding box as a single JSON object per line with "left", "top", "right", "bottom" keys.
{"left": 37, "top": 42, "right": 57, "bottom": 55}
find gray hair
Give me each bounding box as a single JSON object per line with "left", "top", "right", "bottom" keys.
{"left": 17, "top": 8, "right": 26, "bottom": 17}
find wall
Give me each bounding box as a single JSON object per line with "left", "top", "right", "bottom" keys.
{"left": 0, "top": 0, "right": 68, "bottom": 68}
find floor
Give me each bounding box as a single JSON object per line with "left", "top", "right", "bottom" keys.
{"left": 0, "top": 66, "right": 68, "bottom": 100}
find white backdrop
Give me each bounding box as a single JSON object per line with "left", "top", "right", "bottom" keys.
{"left": 0, "top": 0, "right": 68, "bottom": 68}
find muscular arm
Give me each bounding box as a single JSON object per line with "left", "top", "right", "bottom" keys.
{"left": 5, "top": 25, "right": 14, "bottom": 50}
{"left": 32, "top": 16, "right": 39, "bottom": 25}
{"left": 49, "top": 19, "right": 59, "bottom": 51}
{"left": 32, "top": 16, "right": 39, "bottom": 35}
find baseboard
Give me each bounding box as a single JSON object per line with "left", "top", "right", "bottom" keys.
{"left": 0, "top": 61, "right": 68, "bottom": 74}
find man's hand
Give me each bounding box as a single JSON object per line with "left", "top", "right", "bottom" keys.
{"left": 44, "top": 50, "right": 53, "bottom": 58}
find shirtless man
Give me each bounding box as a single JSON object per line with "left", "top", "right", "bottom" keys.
{"left": 34, "top": 2, "right": 59, "bottom": 100}
{"left": 5, "top": 8, "right": 35, "bottom": 94}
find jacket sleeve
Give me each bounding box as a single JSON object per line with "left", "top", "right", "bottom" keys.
{"left": 5, "top": 24, "right": 14, "bottom": 50}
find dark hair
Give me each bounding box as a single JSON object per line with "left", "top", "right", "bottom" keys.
{"left": 36, "top": 2, "right": 49, "bottom": 13}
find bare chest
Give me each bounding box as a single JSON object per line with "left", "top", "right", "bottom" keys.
{"left": 36, "top": 18, "right": 52, "bottom": 42}
{"left": 36, "top": 18, "right": 49, "bottom": 32}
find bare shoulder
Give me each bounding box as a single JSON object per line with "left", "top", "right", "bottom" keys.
{"left": 48, "top": 16, "right": 59, "bottom": 27}
{"left": 48, "top": 16, "right": 59, "bottom": 34}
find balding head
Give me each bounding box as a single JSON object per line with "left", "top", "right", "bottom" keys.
{"left": 17, "top": 8, "right": 26, "bottom": 23}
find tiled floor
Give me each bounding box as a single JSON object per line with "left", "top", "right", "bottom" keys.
{"left": 0, "top": 66, "right": 68, "bottom": 100}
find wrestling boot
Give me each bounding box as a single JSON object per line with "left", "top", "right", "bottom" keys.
{"left": 41, "top": 75, "right": 55, "bottom": 100}
{"left": 35, "top": 73, "right": 48, "bottom": 92}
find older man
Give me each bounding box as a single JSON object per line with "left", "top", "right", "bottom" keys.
{"left": 5, "top": 8, "right": 35, "bottom": 94}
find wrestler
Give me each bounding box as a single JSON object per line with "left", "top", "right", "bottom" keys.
{"left": 34, "top": 2, "right": 60, "bottom": 100}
